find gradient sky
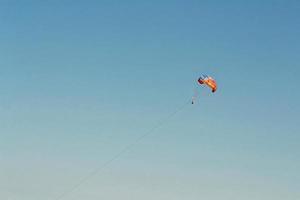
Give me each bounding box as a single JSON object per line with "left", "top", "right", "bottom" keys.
{"left": 1, "top": 1, "right": 299, "bottom": 200}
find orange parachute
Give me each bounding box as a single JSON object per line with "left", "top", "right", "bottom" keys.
{"left": 198, "top": 75, "right": 217, "bottom": 93}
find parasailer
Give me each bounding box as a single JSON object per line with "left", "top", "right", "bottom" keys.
{"left": 192, "top": 74, "right": 217, "bottom": 104}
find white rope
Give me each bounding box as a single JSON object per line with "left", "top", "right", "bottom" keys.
{"left": 53, "top": 100, "right": 190, "bottom": 200}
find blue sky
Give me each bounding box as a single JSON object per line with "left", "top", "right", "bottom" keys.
{"left": 1, "top": 1, "right": 299, "bottom": 199}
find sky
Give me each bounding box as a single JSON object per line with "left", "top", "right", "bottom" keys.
{"left": 0, "top": 0, "right": 299, "bottom": 199}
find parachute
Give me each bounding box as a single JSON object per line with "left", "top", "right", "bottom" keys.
{"left": 198, "top": 75, "right": 217, "bottom": 93}
{"left": 192, "top": 74, "right": 217, "bottom": 104}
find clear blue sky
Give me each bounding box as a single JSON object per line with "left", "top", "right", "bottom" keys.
{"left": 1, "top": 1, "right": 299, "bottom": 199}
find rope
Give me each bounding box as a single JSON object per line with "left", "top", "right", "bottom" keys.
{"left": 53, "top": 100, "right": 190, "bottom": 200}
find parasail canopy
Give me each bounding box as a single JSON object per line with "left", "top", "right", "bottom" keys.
{"left": 198, "top": 75, "right": 217, "bottom": 93}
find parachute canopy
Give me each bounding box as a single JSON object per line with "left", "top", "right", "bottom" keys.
{"left": 198, "top": 75, "right": 217, "bottom": 93}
